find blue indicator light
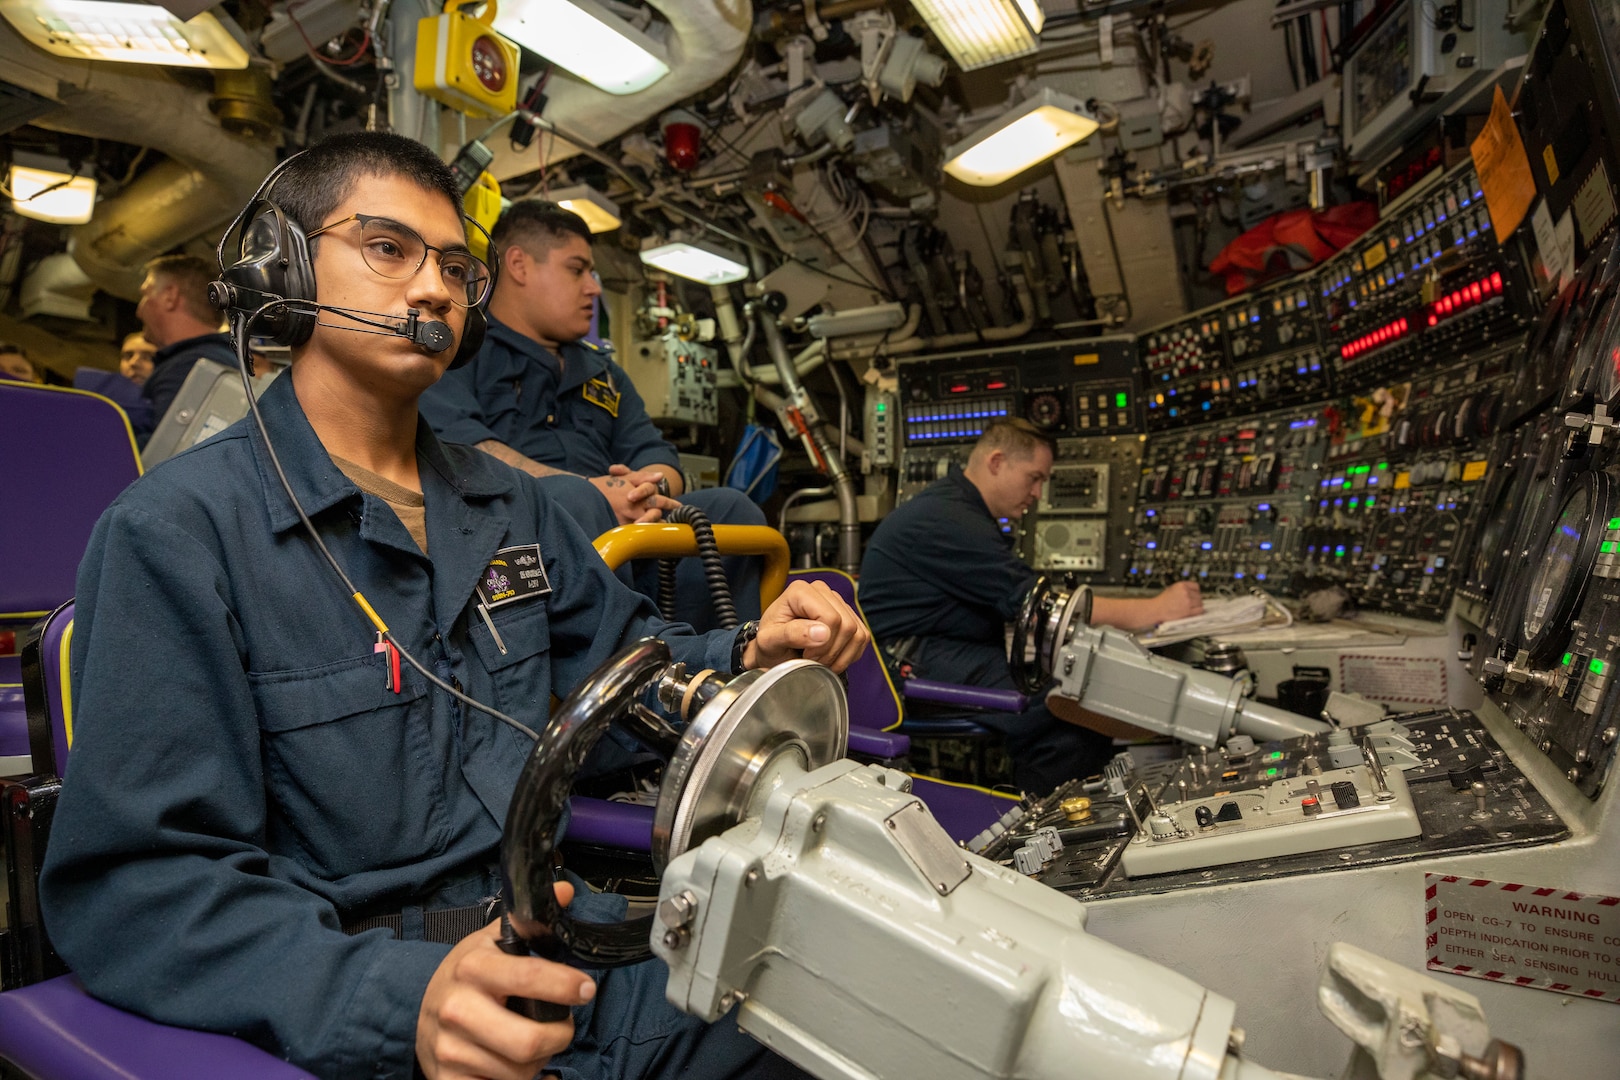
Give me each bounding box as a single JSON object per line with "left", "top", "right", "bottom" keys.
{"left": 1257, "top": 503, "right": 1270, "bottom": 511}
{"left": 1257, "top": 572, "right": 1268, "bottom": 580}
{"left": 1260, "top": 542, "right": 1273, "bottom": 551}
{"left": 1235, "top": 572, "right": 1246, "bottom": 579}
{"left": 1201, "top": 542, "right": 1213, "bottom": 551}
{"left": 1146, "top": 541, "right": 1157, "bottom": 550}
{"left": 1201, "top": 401, "right": 1211, "bottom": 411}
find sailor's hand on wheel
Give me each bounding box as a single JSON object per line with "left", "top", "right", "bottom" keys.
{"left": 747, "top": 579, "right": 870, "bottom": 673}
{"left": 416, "top": 882, "right": 594, "bottom": 1080}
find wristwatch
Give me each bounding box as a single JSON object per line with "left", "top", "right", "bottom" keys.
{"left": 731, "top": 620, "right": 760, "bottom": 674}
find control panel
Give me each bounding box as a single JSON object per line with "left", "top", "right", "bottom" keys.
{"left": 1141, "top": 277, "right": 1330, "bottom": 431}
{"left": 1317, "top": 160, "right": 1537, "bottom": 393}
{"left": 896, "top": 335, "right": 1142, "bottom": 449}
{"left": 1023, "top": 435, "right": 1144, "bottom": 582}
{"left": 971, "top": 710, "right": 1566, "bottom": 896}
{"left": 622, "top": 334, "right": 720, "bottom": 425}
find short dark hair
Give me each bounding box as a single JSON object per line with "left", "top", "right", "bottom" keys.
{"left": 143, "top": 254, "right": 220, "bottom": 325}
{"left": 972, "top": 418, "right": 1056, "bottom": 462}
{"left": 0, "top": 342, "right": 24, "bottom": 357}
{"left": 267, "top": 131, "right": 462, "bottom": 239}
{"left": 492, "top": 199, "right": 592, "bottom": 262}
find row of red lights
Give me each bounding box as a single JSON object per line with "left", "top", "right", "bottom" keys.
{"left": 1341, "top": 317, "right": 1410, "bottom": 359}
{"left": 1426, "top": 271, "right": 1504, "bottom": 326}
{"left": 1339, "top": 271, "right": 1507, "bottom": 359}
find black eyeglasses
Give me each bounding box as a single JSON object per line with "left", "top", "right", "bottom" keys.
{"left": 307, "top": 212, "right": 493, "bottom": 307}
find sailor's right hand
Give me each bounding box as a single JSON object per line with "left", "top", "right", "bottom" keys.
{"left": 416, "top": 883, "right": 595, "bottom": 1080}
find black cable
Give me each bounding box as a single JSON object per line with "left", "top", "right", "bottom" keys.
{"left": 231, "top": 301, "right": 539, "bottom": 743}
{"left": 657, "top": 504, "right": 737, "bottom": 630}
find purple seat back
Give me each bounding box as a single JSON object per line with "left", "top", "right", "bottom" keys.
{"left": 787, "top": 569, "right": 902, "bottom": 732}
{"left": 0, "top": 976, "right": 316, "bottom": 1079}
{"left": 909, "top": 776, "right": 1019, "bottom": 839}
{"left": 22, "top": 602, "right": 74, "bottom": 778}
{"left": 0, "top": 384, "right": 141, "bottom": 620}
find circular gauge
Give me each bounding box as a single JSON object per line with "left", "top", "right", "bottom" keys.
{"left": 1475, "top": 390, "right": 1501, "bottom": 439}
{"left": 1520, "top": 469, "right": 1612, "bottom": 663}
{"left": 470, "top": 36, "right": 509, "bottom": 93}
{"left": 1025, "top": 390, "right": 1064, "bottom": 431}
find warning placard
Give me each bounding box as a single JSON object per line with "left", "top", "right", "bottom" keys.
{"left": 1338, "top": 654, "right": 1447, "bottom": 706}
{"left": 1426, "top": 874, "right": 1620, "bottom": 1003}
{"left": 1471, "top": 85, "right": 1536, "bottom": 243}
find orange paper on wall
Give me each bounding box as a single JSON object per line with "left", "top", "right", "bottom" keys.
{"left": 1470, "top": 85, "right": 1536, "bottom": 243}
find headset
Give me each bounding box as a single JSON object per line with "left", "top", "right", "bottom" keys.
{"left": 208, "top": 149, "right": 493, "bottom": 372}
{"left": 209, "top": 146, "right": 538, "bottom": 744}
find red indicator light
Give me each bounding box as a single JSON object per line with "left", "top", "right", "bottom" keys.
{"left": 1428, "top": 314, "right": 1438, "bottom": 327}
{"left": 986, "top": 380, "right": 1007, "bottom": 390}
{"left": 1490, "top": 271, "right": 1503, "bottom": 293}
{"left": 949, "top": 384, "right": 969, "bottom": 393}
{"left": 1469, "top": 282, "right": 1482, "bottom": 302}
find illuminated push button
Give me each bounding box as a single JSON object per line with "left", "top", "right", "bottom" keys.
{"left": 1301, "top": 795, "right": 1321, "bottom": 817}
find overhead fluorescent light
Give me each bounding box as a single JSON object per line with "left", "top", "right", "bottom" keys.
{"left": 944, "top": 88, "right": 1100, "bottom": 187}
{"left": 908, "top": 0, "right": 1044, "bottom": 71}
{"left": 9, "top": 153, "right": 98, "bottom": 224}
{"left": 494, "top": 0, "right": 669, "bottom": 96}
{"left": 551, "top": 184, "right": 622, "bottom": 233}
{"left": 640, "top": 239, "right": 749, "bottom": 285}
{"left": 0, "top": 0, "right": 250, "bottom": 68}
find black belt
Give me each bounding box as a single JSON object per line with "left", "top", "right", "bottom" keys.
{"left": 342, "top": 899, "right": 500, "bottom": 945}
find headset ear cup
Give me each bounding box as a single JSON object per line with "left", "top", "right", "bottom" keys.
{"left": 218, "top": 202, "right": 317, "bottom": 346}
{"left": 451, "top": 307, "right": 486, "bottom": 368}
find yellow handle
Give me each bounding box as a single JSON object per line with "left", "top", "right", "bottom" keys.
{"left": 593, "top": 524, "right": 791, "bottom": 611}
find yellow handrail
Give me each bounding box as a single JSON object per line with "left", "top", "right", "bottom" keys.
{"left": 593, "top": 523, "right": 791, "bottom": 611}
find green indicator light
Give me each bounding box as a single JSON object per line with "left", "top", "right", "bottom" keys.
{"left": 1267, "top": 751, "right": 1284, "bottom": 761}
{"left": 1367, "top": 496, "right": 1376, "bottom": 506}
{"left": 1608, "top": 517, "right": 1620, "bottom": 529}
{"left": 1564, "top": 652, "right": 1574, "bottom": 666}
{"left": 1349, "top": 498, "right": 1360, "bottom": 508}
{"left": 1115, "top": 392, "right": 1129, "bottom": 408}
{"left": 1591, "top": 658, "right": 1607, "bottom": 675}
{"left": 1604, "top": 542, "right": 1619, "bottom": 555}
{"left": 1265, "top": 767, "right": 1279, "bottom": 777}
{"left": 1377, "top": 462, "right": 1388, "bottom": 470}
{"left": 875, "top": 402, "right": 887, "bottom": 413}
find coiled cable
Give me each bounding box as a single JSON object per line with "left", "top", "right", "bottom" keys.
{"left": 658, "top": 503, "right": 738, "bottom": 629}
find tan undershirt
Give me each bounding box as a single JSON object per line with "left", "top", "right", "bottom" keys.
{"left": 332, "top": 455, "right": 428, "bottom": 556}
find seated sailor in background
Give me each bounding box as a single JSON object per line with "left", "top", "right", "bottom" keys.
{"left": 419, "top": 200, "right": 765, "bottom": 633}
{"left": 132, "top": 253, "right": 236, "bottom": 446}
{"left": 40, "top": 131, "right": 866, "bottom": 1080}
{"left": 859, "top": 418, "right": 1202, "bottom": 792}
{"left": 118, "top": 331, "right": 157, "bottom": 386}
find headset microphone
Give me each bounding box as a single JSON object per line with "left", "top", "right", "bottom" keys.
{"left": 316, "top": 304, "right": 456, "bottom": 353}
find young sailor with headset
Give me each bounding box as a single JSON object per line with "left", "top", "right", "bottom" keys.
{"left": 38, "top": 131, "right": 866, "bottom": 1080}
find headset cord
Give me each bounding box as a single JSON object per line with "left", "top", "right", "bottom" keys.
{"left": 657, "top": 503, "right": 738, "bottom": 630}
{"left": 232, "top": 305, "right": 538, "bottom": 742}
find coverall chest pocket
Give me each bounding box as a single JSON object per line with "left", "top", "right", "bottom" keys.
{"left": 250, "top": 654, "right": 447, "bottom": 880}
{"left": 470, "top": 602, "right": 552, "bottom": 727}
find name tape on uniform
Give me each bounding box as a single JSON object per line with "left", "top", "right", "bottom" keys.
{"left": 477, "top": 544, "right": 552, "bottom": 608}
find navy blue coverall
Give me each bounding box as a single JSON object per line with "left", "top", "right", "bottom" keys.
{"left": 39, "top": 374, "right": 802, "bottom": 1080}
{"left": 419, "top": 315, "right": 764, "bottom": 632}
{"left": 135, "top": 330, "right": 236, "bottom": 446}
{"left": 858, "top": 468, "right": 1111, "bottom": 792}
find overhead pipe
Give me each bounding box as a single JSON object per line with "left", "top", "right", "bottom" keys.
{"left": 754, "top": 297, "right": 860, "bottom": 574}
{"left": 0, "top": 24, "right": 279, "bottom": 299}
{"left": 827, "top": 270, "right": 1036, "bottom": 361}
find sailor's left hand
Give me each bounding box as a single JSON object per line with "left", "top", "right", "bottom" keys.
{"left": 746, "top": 579, "right": 870, "bottom": 673}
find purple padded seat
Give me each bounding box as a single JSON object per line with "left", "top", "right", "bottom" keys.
{"left": 0, "top": 384, "right": 141, "bottom": 621}
{"left": 0, "top": 976, "right": 316, "bottom": 1080}
{"left": 902, "top": 678, "right": 1026, "bottom": 714}
{"left": 26, "top": 602, "right": 75, "bottom": 778}
{"left": 567, "top": 795, "right": 655, "bottom": 849}
{"left": 908, "top": 776, "right": 1019, "bottom": 840}
{"left": 2, "top": 653, "right": 24, "bottom": 761}
{"left": 786, "top": 570, "right": 910, "bottom": 760}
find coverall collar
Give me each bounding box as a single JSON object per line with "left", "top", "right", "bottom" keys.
{"left": 248, "top": 370, "right": 513, "bottom": 537}
{"left": 484, "top": 313, "right": 609, "bottom": 395}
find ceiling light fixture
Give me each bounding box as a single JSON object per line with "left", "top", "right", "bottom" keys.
{"left": 0, "top": 0, "right": 249, "bottom": 68}
{"left": 8, "top": 153, "right": 98, "bottom": 225}
{"left": 943, "top": 88, "right": 1100, "bottom": 187}
{"left": 907, "top": 0, "right": 1044, "bottom": 71}
{"left": 551, "top": 184, "right": 622, "bottom": 233}
{"left": 639, "top": 239, "right": 749, "bottom": 285}
{"left": 493, "top": 0, "right": 669, "bottom": 96}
